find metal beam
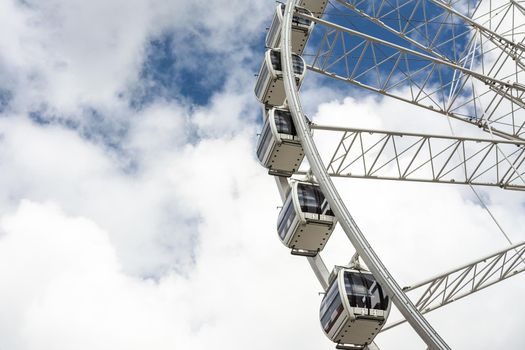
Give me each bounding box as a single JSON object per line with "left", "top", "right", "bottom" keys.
{"left": 283, "top": 2, "right": 451, "bottom": 349}
{"left": 303, "top": 13, "right": 523, "bottom": 91}
{"left": 382, "top": 241, "right": 525, "bottom": 331}
{"left": 428, "top": 0, "right": 525, "bottom": 57}
{"left": 334, "top": 0, "right": 525, "bottom": 68}
{"left": 308, "top": 125, "right": 525, "bottom": 190}
{"left": 300, "top": 12, "right": 525, "bottom": 141}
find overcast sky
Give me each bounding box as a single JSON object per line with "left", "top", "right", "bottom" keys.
{"left": 0, "top": 0, "right": 523, "bottom": 349}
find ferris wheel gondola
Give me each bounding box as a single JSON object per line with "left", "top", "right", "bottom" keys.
{"left": 277, "top": 181, "right": 336, "bottom": 256}
{"left": 254, "top": 49, "right": 306, "bottom": 107}
{"left": 256, "top": 107, "right": 305, "bottom": 177}
{"left": 320, "top": 267, "right": 391, "bottom": 349}
{"left": 266, "top": 4, "right": 314, "bottom": 54}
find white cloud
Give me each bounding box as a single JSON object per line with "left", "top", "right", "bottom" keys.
{"left": 305, "top": 89, "right": 525, "bottom": 349}
{"left": 0, "top": 193, "right": 331, "bottom": 350}
{"left": 0, "top": 201, "right": 184, "bottom": 350}
{"left": 0, "top": 0, "right": 523, "bottom": 349}
{"left": 0, "top": 0, "right": 271, "bottom": 118}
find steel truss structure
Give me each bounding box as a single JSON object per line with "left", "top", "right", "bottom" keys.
{"left": 310, "top": 125, "right": 525, "bottom": 190}
{"left": 302, "top": 1, "right": 525, "bottom": 141}
{"left": 256, "top": 0, "right": 525, "bottom": 349}
{"left": 383, "top": 241, "right": 525, "bottom": 331}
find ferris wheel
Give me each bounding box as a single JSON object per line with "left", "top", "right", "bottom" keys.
{"left": 254, "top": 0, "right": 525, "bottom": 349}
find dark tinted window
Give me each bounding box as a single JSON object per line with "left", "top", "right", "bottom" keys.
{"left": 256, "top": 119, "right": 273, "bottom": 161}
{"left": 277, "top": 194, "right": 296, "bottom": 240}
{"left": 270, "top": 50, "right": 282, "bottom": 71}
{"left": 269, "top": 50, "right": 304, "bottom": 75}
{"left": 297, "top": 184, "right": 334, "bottom": 216}
{"left": 274, "top": 109, "right": 297, "bottom": 135}
{"left": 320, "top": 280, "right": 344, "bottom": 333}
{"left": 291, "top": 54, "right": 304, "bottom": 74}
{"left": 344, "top": 271, "right": 389, "bottom": 311}
{"left": 345, "top": 272, "right": 368, "bottom": 308}
{"left": 362, "top": 273, "right": 389, "bottom": 311}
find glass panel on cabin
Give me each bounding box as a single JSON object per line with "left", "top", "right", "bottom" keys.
{"left": 270, "top": 50, "right": 282, "bottom": 71}
{"left": 345, "top": 272, "right": 369, "bottom": 308}
{"left": 277, "top": 194, "right": 296, "bottom": 240}
{"left": 270, "top": 50, "right": 304, "bottom": 75}
{"left": 297, "top": 184, "right": 320, "bottom": 214}
{"left": 320, "top": 280, "right": 344, "bottom": 333}
{"left": 297, "top": 184, "right": 334, "bottom": 215}
{"left": 257, "top": 120, "right": 273, "bottom": 161}
{"left": 362, "top": 273, "right": 389, "bottom": 311}
{"left": 274, "top": 110, "right": 297, "bottom": 135}
{"left": 291, "top": 54, "right": 304, "bottom": 74}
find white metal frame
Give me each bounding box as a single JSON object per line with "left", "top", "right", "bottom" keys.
{"left": 282, "top": 1, "right": 451, "bottom": 348}
{"left": 298, "top": 8, "right": 525, "bottom": 141}
{"left": 308, "top": 125, "right": 525, "bottom": 190}
{"left": 383, "top": 241, "right": 525, "bottom": 331}
{"left": 258, "top": 0, "right": 525, "bottom": 349}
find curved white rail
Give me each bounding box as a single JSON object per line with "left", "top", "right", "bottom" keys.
{"left": 281, "top": 1, "right": 451, "bottom": 349}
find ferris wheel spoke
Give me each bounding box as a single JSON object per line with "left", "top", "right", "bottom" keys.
{"left": 512, "top": 0, "right": 525, "bottom": 18}
{"left": 305, "top": 15, "right": 524, "bottom": 91}
{"left": 381, "top": 241, "right": 525, "bottom": 332}
{"left": 332, "top": 0, "right": 525, "bottom": 69}
{"left": 301, "top": 13, "right": 525, "bottom": 140}
{"left": 471, "top": 0, "right": 525, "bottom": 42}
{"left": 308, "top": 125, "right": 525, "bottom": 189}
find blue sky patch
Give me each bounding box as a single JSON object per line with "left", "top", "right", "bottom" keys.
{"left": 129, "top": 33, "right": 227, "bottom": 109}
{"left": 0, "top": 89, "right": 12, "bottom": 114}
{"left": 27, "top": 107, "right": 138, "bottom": 173}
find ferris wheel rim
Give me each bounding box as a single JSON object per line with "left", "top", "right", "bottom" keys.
{"left": 281, "top": 1, "right": 452, "bottom": 349}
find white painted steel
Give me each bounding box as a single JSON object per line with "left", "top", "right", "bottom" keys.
{"left": 382, "top": 241, "right": 525, "bottom": 331}
{"left": 282, "top": 1, "right": 451, "bottom": 349}
{"left": 334, "top": 0, "right": 525, "bottom": 68}
{"left": 308, "top": 125, "right": 525, "bottom": 190}
{"left": 297, "top": 8, "right": 525, "bottom": 142}
{"left": 299, "top": 13, "right": 525, "bottom": 93}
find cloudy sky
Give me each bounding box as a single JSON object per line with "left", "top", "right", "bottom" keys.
{"left": 0, "top": 0, "right": 523, "bottom": 349}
